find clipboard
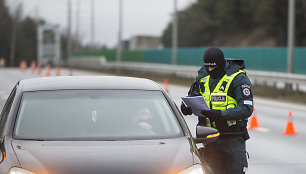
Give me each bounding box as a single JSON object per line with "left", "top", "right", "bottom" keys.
{"left": 181, "top": 96, "right": 210, "bottom": 116}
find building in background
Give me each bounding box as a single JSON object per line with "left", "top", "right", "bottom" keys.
{"left": 129, "top": 35, "right": 161, "bottom": 50}
{"left": 123, "top": 40, "right": 130, "bottom": 50}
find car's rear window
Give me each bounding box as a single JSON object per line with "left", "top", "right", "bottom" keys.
{"left": 14, "top": 90, "right": 182, "bottom": 140}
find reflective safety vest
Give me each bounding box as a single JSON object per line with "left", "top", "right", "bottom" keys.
{"left": 199, "top": 70, "right": 246, "bottom": 128}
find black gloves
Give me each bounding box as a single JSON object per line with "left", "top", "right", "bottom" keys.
{"left": 180, "top": 102, "right": 192, "bottom": 115}
{"left": 201, "top": 110, "right": 230, "bottom": 132}
{"left": 201, "top": 109, "right": 223, "bottom": 122}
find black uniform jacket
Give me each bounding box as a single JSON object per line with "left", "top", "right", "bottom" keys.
{"left": 187, "top": 59, "right": 253, "bottom": 127}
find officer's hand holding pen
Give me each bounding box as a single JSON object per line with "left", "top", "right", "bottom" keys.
{"left": 201, "top": 109, "right": 223, "bottom": 122}
{"left": 202, "top": 110, "right": 229, "bottom": 131}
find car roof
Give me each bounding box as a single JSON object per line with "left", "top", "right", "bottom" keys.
{"left": 18, "top": 76, "right": 163, "bottom": 91}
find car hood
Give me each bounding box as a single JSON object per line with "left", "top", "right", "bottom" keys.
{"left": 12, "top": 137, "right": 195, "bottom": 174}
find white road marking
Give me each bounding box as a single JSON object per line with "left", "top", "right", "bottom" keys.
{"left": 250, "top": 127, "right": 270, "bottom": 132}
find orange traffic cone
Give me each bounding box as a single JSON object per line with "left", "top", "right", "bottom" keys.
{"left": 55, "top": 65, "right": 60, "bottom": 76}
{"left": 282, "top": 111, "right": 298, "bottom": 135}
{"left": 248, "top": 107, "right": 261, "bottom": 129}
{"left": 37, "top": 65, "right": 42, "bottom": 75}
{"left": 45, "top": 65, "right": 51, "bottom": 77}
{"left": 163, "top": 78, "right": 170, "bottom": 94}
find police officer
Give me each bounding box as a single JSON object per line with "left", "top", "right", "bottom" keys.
{"left": 181, "top": 47, "right": 253, "bottom": 174}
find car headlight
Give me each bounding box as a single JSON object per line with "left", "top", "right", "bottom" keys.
{"left": 8, "top": 167, "right": 35, "bottom": 174}
{"left": 178, "top": 164, "right": 206, "bottom": 174}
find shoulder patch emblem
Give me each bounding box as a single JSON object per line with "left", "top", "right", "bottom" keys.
{"left": 241, "top": 84, "right": 251, "bottom": 97}
{"left": 243, "top": 88, "right": 250, "bottom": 96}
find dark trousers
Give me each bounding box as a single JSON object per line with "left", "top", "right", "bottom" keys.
{"left": 203, "top": 135, "right": 248, "bottom": 174}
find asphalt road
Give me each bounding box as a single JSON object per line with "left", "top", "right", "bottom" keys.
{"left": 1, "top": 67, "right": 306, "bottom": 174}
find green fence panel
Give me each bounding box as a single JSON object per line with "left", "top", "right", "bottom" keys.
{"left": 144, "top": 49, "right": 172, "bottom": 64}
{"left": 221, "top": 47, "right": 287, "bottom": 72}
{"left": 294, "top": 47, "right": 306, "bottom": 74}
{"left": 71, "top": 47, "right": 306, "bottom": 74}
{"left": 177, "top": 48, "right": 205, "bottom": 66}
{"left": 122, "top": 50, "right": 144, "bottom": 62}
{"left": 144, "top": 48, "right": 205, "bottom": 65}
{"left": 71, "top": 50, "right": 116, "bottom": 62}
{"left": 261, "top": 48, "right": 287, "bottom": 72}
{"left": 222, "top": 47, "right": 263, "bottom": 70}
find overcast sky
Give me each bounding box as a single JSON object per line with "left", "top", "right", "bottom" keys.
{"left": 7, "top": 0, "right": 196, "bottom": 48}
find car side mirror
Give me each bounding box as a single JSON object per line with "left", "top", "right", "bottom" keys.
{"left": 193, "top": 126, "right": 219, "bottom": 144}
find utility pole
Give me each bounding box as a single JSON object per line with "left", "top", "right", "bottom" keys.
{"left": 287, "top": 0, "right": 295, "bottom": 73}
{"left": 34, "top": 5, "right": 40, "bottom": 22}
{"left": 172, "top": 0, "right": 178, "bottom": 65}
{"left": 67, "top": 0, "right": 72, "bottom": 61}
{"left": 75, "top": 0, "right": 80, "bottom": 52}
{"left": 116, "top": 0, "right": 123, "bottom": 62}
{"left": 285, "top": 0, "right": 295, "bottom": 92}
{"left": 90, "top": 0, "right": 95, "bottom": 49}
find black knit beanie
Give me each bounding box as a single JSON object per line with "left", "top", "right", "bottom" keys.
{"left": 203, "top": 47, "right": 225, "bottom": 79}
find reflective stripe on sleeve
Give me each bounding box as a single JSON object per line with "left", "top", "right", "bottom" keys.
{"left": 244, "top": 100, "right": 253, "bottom": 105}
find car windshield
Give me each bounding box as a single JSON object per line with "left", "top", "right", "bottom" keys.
{"left": 14, "top": 90, "right": 182, "bottom": 140}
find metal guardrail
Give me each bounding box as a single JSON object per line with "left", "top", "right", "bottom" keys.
{"left": 68, "top": 57, "right": 306, "bottom": 91}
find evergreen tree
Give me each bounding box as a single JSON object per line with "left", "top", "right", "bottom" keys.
{"left": 161, "top": 0, "right": 306, "bottom": 47}
{"left": 0, "top": 0, "right": 12, "bottom": 62}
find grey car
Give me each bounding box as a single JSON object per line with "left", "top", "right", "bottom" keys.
{"left": 0, "top": 76, "right": 218, "bottom": 174}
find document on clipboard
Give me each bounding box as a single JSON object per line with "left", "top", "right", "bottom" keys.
{"left": 181, "top": 96, "right": 210, "bottom": 116}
